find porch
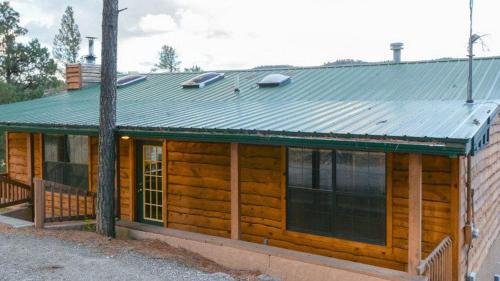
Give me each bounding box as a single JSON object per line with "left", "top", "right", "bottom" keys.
{"left": 2, "top": 132, "right": 457, "bottom": 281}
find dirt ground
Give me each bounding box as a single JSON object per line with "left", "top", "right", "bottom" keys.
{"left": 0, "top": 223, "right": 259, "bottom": 281}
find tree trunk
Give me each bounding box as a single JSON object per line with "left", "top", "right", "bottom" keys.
{"left": 96, "top": 0, "right": 119, "bottom": 237}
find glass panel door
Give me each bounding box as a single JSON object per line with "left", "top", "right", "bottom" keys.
{"left": 137, "top": 142, "right": 163, "bottom": 225}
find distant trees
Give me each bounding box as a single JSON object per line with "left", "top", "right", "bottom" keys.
{"left": 184, "top": 65, "right": 202, "bottom": 72}
{"left": 253, "top": 65, "right": 294, "bottom": 70}
{"left": 53, "top": 6, "right": 82, "bottom": 64}
{"left": 156, "top": 45, "right": 180, "bottom": 72}
{"left": 322, "top": 59, "right": 366, "bottom": 66}
{"left": 0, "top": 2, "right": 60, "bottom": 104}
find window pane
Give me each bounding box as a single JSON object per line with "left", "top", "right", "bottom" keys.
{"left": 287, "top": 148, "right": 333, "bottom": 235}
{"left": 335, "top": 151, "right": 386, "bottom": 244}
{"left": 44, "top": 135, "right": 65, "bottom": 162}
{"left": 288, "top": 148, "right": 313, "bottom": 189}
{"left": 287, "top": 187, "right": 333, "bottom": 234}
{"left": 43, "top": 134, "right": 89, "bottom": 190}
{"left": 67, "top": 135, "right": 88, "bottom": 165}
{"left": 319, "top": 150, "right": 333, "bottom": 191}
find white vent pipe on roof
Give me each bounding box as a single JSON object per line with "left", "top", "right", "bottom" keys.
{"left": 390, "top": 42, "right": 404, "bottom": 63}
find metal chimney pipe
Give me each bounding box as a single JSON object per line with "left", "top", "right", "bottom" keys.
{"left": 234, "top": 74, "right": 240, "bottom": 94}
{"left": 390, "top": 42, "right": 404, "bottom": 63}
{"left": 85, "top": 36, "right": 97, "bottom": 64}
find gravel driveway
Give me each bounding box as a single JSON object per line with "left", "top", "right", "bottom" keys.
{"left": 0, "top": 231, "right": 238, "bottom": 281}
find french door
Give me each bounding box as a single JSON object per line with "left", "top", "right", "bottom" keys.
{"left": 136, "top": 142, "right": 164, "bottom": 225}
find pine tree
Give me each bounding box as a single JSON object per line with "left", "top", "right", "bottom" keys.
{"left": 0, "top": 2, "right": 59, "bottom": 100}
{"left": 96, "top": 0, "right": 118, "bottom": 238}
{"left": 0, "top": 1, "right": 27, "bottom": 83}
{"left": 53, "top": 6, "right": 81, "bottom": 64}
{"left": 156, "top": 45, "right": 180, "bottom": 72}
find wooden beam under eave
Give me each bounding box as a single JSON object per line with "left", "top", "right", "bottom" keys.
{"left": 408, "top": 153, "right": 422, "bottom": 275}
{"left": 230, "top": 143, "right": 240, "bottom": 240}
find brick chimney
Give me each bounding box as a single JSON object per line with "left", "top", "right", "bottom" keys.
{"left": 66, "top": 63, "right": 101, "bottom": 90}
{"left": 66, "top": 37, "right": 100, "bottom": 90}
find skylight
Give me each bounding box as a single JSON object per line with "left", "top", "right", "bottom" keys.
{"left": 117, "top": 75, "right": 147, "bottom": 88}
{"left": 257, "top": 74, "right": 291, "bottom": 88}
{"left": 182, "top": 72, "right": 224, "bottom": 88}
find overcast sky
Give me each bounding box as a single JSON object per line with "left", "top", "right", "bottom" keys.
{"left": 10, "top": 0, "right": 500, "bottom": 72}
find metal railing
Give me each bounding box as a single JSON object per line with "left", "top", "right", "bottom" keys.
{"left": 0, "top": 174, "right": 32, "bottom": 208}
{"left": 418, "top": 236, "right": 453, "bottom": 281}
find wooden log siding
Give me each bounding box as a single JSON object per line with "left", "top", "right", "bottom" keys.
{"left": 166, "top": 141, "right": 231, "bottom": 238}
{"left": 460, "top": 114, "right": 500, "bottom": 275}
{"left": 392, "top": 154, "right": 454, "bottom": 258}
{"left": 236, "top": 145, "right": 456, "bottom": 271}
{"left": 7, "top": 132, "right": 29, "bottom": 184}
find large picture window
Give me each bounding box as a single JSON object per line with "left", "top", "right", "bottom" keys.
{"left": 43, "top": 134, "right": 89, "bottom": 189}
{"left": 287, "top": 148, "right": 386, "bottom": 245}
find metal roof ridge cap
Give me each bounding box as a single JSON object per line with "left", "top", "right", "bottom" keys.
{"left": 143, "top": 55, "right": 500, "bottom": 76}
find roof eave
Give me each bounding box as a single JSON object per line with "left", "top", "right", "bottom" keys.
{"left": 0, "top": 123, "right": 468, "bottom": 156}
{"left": 118, "top": 127, "right": 467, "bottom": 157}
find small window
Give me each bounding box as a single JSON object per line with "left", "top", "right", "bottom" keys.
{"left": 257, "top": 74, "right": 291, "bottom": 88}
{"left": 287, "top": 148, "right": 386, "bottom": 245}
{"left": 43, "top": 135, "right": 89, "bottom": 190}
{"left": 182, "top": 72, "right": 224, "bottom": 88}
{"left": 117, "top": 75, "right": 147, "bottom": 88}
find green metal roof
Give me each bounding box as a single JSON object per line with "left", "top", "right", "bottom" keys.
{"left": 0, "top": 57, "right": 500, "bottom": 155}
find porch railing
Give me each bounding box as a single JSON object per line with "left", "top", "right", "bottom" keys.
{"left": 0, "top": 173, "right": 32, "bottom": 208}
{"left": 418, "top": 236, "right": 453, "bottom": 281}
{"left": 34, "top": 179, "right": 96, "bottom": 227}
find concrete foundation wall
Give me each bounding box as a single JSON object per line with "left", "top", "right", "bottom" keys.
{"left": 116, "top": 221, "right": 425, "bottom": 281}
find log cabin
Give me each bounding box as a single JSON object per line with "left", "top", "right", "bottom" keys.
{"left": 0, "top": 55, "right": 499, "bottom": 281}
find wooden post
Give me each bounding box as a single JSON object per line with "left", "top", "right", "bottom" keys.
{"left": 26, "top": 133, "right": 34, "bottom": 186}
{"left": 27, "top": 133, "right": 34, "bottom": 221}
{"left": 34, "top": 179, "right": 45, "bottom": 229}
{"left": 115, "top": 138, "right": 121, "bottom": 219}
{"left": 230, "top": 143, "right": 240, "bottom": 240}
{"left": 408, "top": 153, "right": 422, "bottom": 275}
{"left": 162, "top": 140, "right": 168, "bottom": 227}
{"left": 129, "top": 139, "right": 137, "bottom": 222}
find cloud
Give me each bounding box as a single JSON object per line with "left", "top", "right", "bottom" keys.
{"left": 136, "top": 14, "right": 177, "bottom": 33}
{"left": 9, "top": 0, "right": 500, "bottom": 73}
